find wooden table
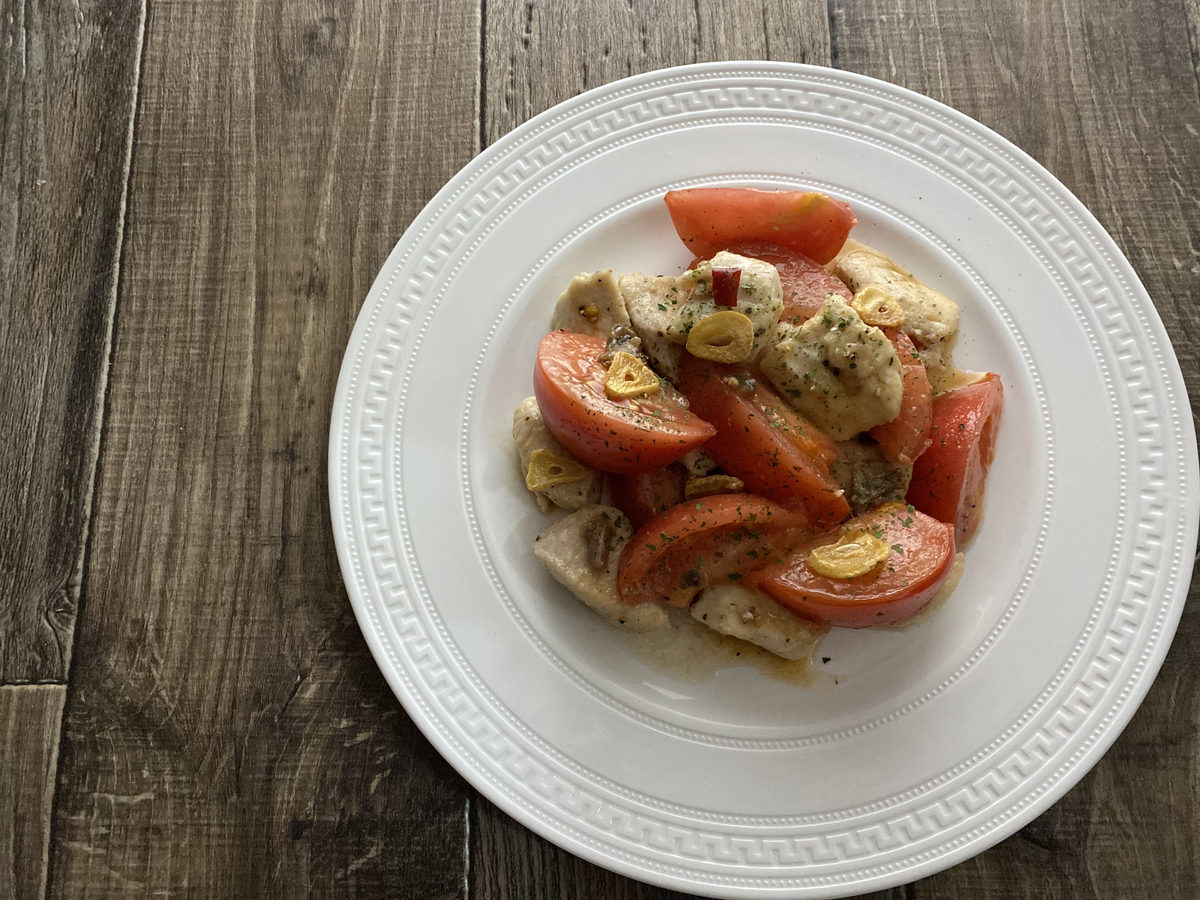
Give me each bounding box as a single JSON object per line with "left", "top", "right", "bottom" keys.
{"left": 3, "top": 1, "right": 1197, "bottom": 897}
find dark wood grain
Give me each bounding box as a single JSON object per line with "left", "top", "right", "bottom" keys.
{"left": 470, "top": 797, "right": 696, "bottom": 900}
{"left": 481, "top": 0, "right": 831, "bottom": 147}
{"left": 1, "top": 3, "right": 142, "bottom": 896}
{"left": 0, "top": 0, "right": 143, "bottom": 682}
{"left": 0, "top": 687, "right": 64, "bottom": 900}
{"left": 831, "top": 0, "right": 1200, "bottom": 895}
{"left": 46, "top": 1, "right": 478, "bottom": 897}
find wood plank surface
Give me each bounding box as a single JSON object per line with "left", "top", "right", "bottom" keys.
{"left": 45, "top": 1, "right": 479, "bottom": 897}
{"left": 831, "top": 0, "right": 1200, "bottom": 896}
{"left": 0, "top": 686, "right": 65, "bottom": 900}
{"left": 1, "top": 3, "right": 142, "bottom": 897}
{"left": 0, "top": 0, "right": 143, "bottom": 682}
{"left": 481, "top": 0, "right": 831, "bottom": 147}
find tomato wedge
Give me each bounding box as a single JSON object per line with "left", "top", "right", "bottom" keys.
{"left": 609, "top": 464, "right": 686, "bottom": 529}
{"left": 749, "top": 503, "right": 955, "bottom": 627}
{"left": 664, "top": 188, "right": 857, "bottom": 264}
{"left": 533, "top": 330, "right": 716, "bottom": 474}
{"left": 676, "top": 357, "right": 850, "bottom": 528}
{"left": 618, "top": 494, "right": 809, "bottom": 605}
{"left": 868, "top": 330, "right": 933, "bottom": 465}
{"left": 906, "top": 374, "right": 1003, "bottom": 542}
{"left": 691, "top": 241, "right": 853, "bottom": 326}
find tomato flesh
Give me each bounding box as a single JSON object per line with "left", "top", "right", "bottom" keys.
{"left": 533, "top": 330, "right": 716, "bottom": 474}
{"left": 665, "top": 188, "right": 857, "bottom": 265}
{"left": 906, "top": 374, "right": 1003, "bottom": 542}
{"left": 676, "top": 357, "right": 850, "bottom": 528}
{"left": 610, "top": 465, "right": 686, "bottom": 529}
{"left": 868, "top": 330, "right": 933, "bottom": 464}
{"left": 749, "top": 503, "right": 955, "bottom": 627}
{"left": 618, "top": 494, "right": 809, "bottom": 605}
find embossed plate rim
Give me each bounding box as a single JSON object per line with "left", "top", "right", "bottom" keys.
{"left": 330, "top": 62, "right": 1198, "bottom": 897}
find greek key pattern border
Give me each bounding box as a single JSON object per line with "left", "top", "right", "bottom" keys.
{"left": 332, "top": 64, "right": 1187, "bottom": 891}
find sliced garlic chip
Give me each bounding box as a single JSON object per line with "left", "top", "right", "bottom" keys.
{"left": 604, "top": 351, "right": 660, "bottom": 399}
{"left": 807, "top": 529, "right": 890, "bottom": 579}
{"left": 525, "top": 448, "right": 589, "bottom": 491}
{"left": 851, "top": 285, "right": 906, "bottom": 329}
{"left": 685, "top": 310, "right": 756, "bottom": 363}
{"left": 684, "top": 474, "right": 745, "bottom": 499}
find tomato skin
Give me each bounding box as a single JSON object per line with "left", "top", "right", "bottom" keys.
{"left": 868, "top": 331, "right": 933, "bottom": 464}
{"left": 609, "top": 465, "right": 686, "bottom": 529}
{"left": 665, "top": 188, "right": 857, "bottom": 265}
{"left": 533, "top": 330, "right": 716, "bottom": 474}
{"left": 617, "top": 494, "right": 809, "bottom": 605}
{"left": 906, "top": 374, "right": 1003, "bottom": 542}
{"left": 749, "top": 503, "right": 955, "bottom": 627}
{"left": 676, "top": 357, "right": 851, "bottom": 528}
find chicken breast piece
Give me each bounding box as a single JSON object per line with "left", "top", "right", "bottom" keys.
{"left": 512, "top": 397, "right": 603, "bottom": 513}
{"left": 691, "top": 584, "right": 825, "bottom": 660}
{"left": 680, "top": 448, "right": 719, "bottom": 477}
{"left": 662, "top": 252, "right": 784, "bottom": 359}
{"left": 619, "top": 272, "right": 686, "bottom": 382}
{"left": 533, "top": 505, "right": 668, "bottom": 631}
{"left": 834, "top": 247, "right": 960, "bottom": 359}
{"left": 759, "top": 295, "right": 903, "bottom": 440}
{"left": 548, "top": 270, "right": 631, "bottom": 337}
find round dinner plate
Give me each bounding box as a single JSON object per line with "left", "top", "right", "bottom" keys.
{"left": 329, "top": 63, "right": 1198, "bottom": 897}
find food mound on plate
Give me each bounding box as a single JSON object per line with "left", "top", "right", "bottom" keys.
{"left": 513, "top": 187, "right": 1003, "bottom": 661}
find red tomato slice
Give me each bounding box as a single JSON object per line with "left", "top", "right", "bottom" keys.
{"left": 617, "top": 494, "right": 809, "bottom": 605}
{"left": 749, "top": 502, "right": 955, "bottom": 627}
{"left": 906, "top": 374, "right": 1003, "bottom": 542}
{"left": 868, "top": 331, "right": 933, "bottom": 464}
{"left": 690, "top": 241, "right": 853, "bottom": 326}
{"left": 664, "top": 188, "right": 857, "bottom": 265}
{"left": 676, "top": 357, "right": 851, "bottom": 528}
{"left": 610, "top": 464, "right": 686, "bottom": 529}
{"left": 533, "top": 330, "right": 715, "bottom": 474}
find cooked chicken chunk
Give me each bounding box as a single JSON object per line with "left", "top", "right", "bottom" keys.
{"left": 680, "top": 449, "right": 719, "bottom": 477}
{"left": 619, "top": 273, "right": 687, "bottom": 382}
{"left": 512, "top": 397, "right": 603, "bottom": 513}
{"left": 533, "top": 505, "right": 668, "bottom": 631}
{"left": 549, "top": 270, "right": 631, "bottom": 337}
{"left": 691, "top": 584, "right": 825, "bottom": 660}
{"left": 663, "top": 251, "right": 784, "bottom": 359}
{"left": 759, "top": 295, "right": 903, "bottom": 440}
{"left": 834, "top": 247, "right": 960, "bottom": 379}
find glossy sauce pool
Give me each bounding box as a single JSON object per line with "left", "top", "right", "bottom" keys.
{"left": 620, "top": 551, "right": 965, "bottom": 683}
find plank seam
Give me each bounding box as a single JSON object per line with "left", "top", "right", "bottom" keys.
{"left": 478, "top": 0, "right": 487, "bottom": 152}
{"left": 1182, "top": 0, "right": 1200, "bottom": 103}
{"left": 63, "top": 0, "right": 150, "bottom": 679}
{"left": 42, "top": 0, "right": 149, "bottom": 895}
{"left": 462, "top": 795, "right": 471, "bottom": 899}
{"left": 826, "top": 0, "right": 841, "bottom": 69}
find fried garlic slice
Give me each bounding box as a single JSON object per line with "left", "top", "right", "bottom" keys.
{"left": 604, "top": 351, "right": 660, "bottom": 399}
{"left": 525, "top": 448, "right": 589, "bottom": 491}
{"left": 851, "top": 285, "right": 906, "bottom": 329}
{"left": 807, "top": 529, "right": 890, "bottom": 579}
{"left": 685, "top": 310, "right": 755, "bottom": 363}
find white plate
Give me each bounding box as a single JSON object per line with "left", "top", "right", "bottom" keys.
{"left": 329, "top": 62, "right": 1198, "bottom": 897}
